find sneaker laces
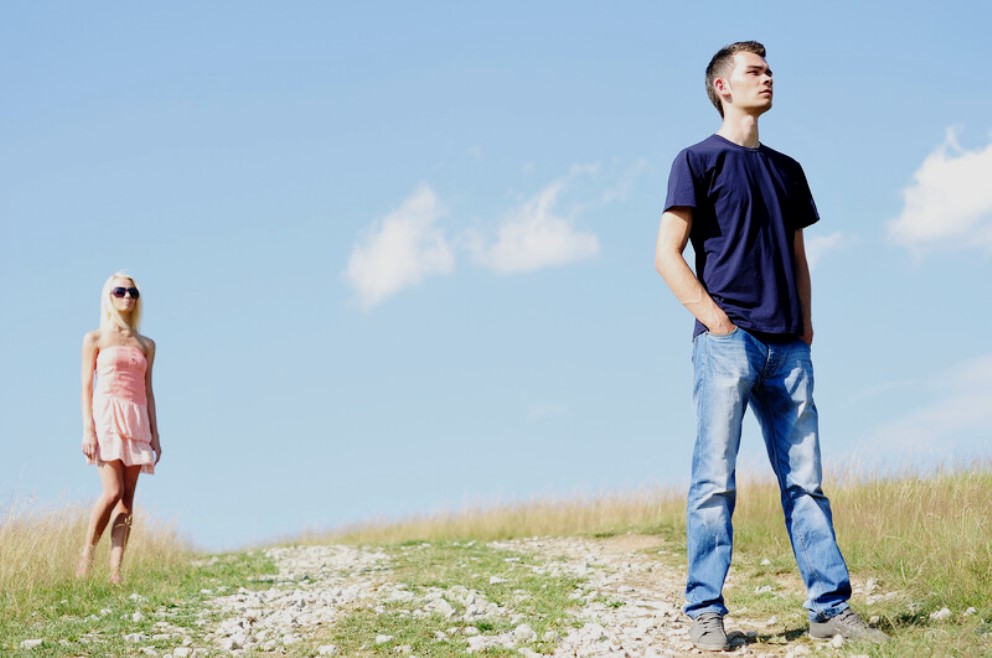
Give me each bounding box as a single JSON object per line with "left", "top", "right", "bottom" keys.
{"left": 832, "top": 608, "right": 869, "bottom": 630}
{"left": 697, "top": 614, "right": 726, "bottom": 635}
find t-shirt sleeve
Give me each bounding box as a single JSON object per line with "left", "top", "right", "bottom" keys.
{"left": 792, "top": 164, "right": 820, "bottom": 230}
{"left": 663, "top": 149, "right": 699, "bottom": 213}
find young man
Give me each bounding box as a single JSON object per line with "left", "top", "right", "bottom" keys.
{"left": 655, "top": 41, "right": 887, "bottom": 651}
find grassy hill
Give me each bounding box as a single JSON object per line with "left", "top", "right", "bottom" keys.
{"left": 2, "top": 465, "right": 989, "bottom": 656}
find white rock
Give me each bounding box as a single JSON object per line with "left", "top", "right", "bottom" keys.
{"left": 489, "top": 576, "right": 507, "bottom": 584}
{"left": 19, "top": 639, "right": 43, "bottom": 650}
{"left": 760, "top": 558, "right": 771, "bottom": 566}
{"left": 467, "top": 635, "right": 490, "bottom": 652}
{"left": 830, "top": 634, "right": 844, "bottom": 648}
{"left": 513, "top": 623, "right": 537, "bottom": 642}
{"left": 132, "top": 610, "right": 145, "bottom": 622}
{"left": 317, "top": 645, "right": 338, "bottom": 656}
{"left": 124, "top": 633, "right": 146, "bottom": 643}
{"left": 754, "top": 585, "right": 773, "bottom": 594}
{"left": 930, "top": 607, "right": 952, "bottom": 620}
{"left": 426, "top": 598, "right": 456, "bottom": 618}
{"left": 375, "top": 634, "right": 394, "bottom": 644}
{"left": 964, "top": 607, "right": 977, "bottom": 616}
{"left": 173, "top": 649, "right": 192, "bottom": 658}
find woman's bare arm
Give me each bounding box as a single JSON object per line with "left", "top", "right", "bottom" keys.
{"left": 143, "top": 337, "right": 161, "bottom": 463}
{"left": 80, "top": 332, "right": 99, "bottom": 459}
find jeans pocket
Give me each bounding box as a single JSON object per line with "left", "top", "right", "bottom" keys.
{"left": 705, "top": 326, "right": 739, "bottom": 339}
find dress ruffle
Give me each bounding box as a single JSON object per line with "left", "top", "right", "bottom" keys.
{"left": 89, "top": 396, "right": 156, "bottom": 474}
{"left": 93, "top": 396, "right": 151, "bottom": 442}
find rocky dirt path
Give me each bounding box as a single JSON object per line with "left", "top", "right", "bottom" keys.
{"left": 188, "top": 537, "right": 870, "bottom": 658}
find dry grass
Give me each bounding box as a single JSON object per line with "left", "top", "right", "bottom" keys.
{"left": 0, "top": 501, "right": 193, "bottom": 617}
{"left": 313, "top": 464, "right": 991, "bottom": 615}
{"left": 307, "top": 485, "right": 687, "bottom": 545}
{"left": 732, "top": 465, "right": 992, "bottom": 607}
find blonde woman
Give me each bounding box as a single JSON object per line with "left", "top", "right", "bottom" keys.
{"left": 78, "top": 272, "right": 162, "bottom": 583}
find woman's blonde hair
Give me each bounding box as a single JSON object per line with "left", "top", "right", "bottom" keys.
{"left": 100, "top": 272, "right": 143, "bottom": 332}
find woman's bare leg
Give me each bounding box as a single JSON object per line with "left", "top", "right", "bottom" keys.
{"left": 108, "top": 464, "right": 142, "bottom": 584}
{"left": 77, "top": 461, "right": 125, "bottom": 577}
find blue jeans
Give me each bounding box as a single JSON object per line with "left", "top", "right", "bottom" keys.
{"left": 685, "top": 327, "right": 852, "bottom": 622}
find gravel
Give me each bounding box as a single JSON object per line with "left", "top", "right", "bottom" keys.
{"left": 107, "top": 537, "right": 890, "bottom": 657}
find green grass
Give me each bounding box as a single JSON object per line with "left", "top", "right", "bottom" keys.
{"left": 4, "top": 465, "right": 990, "bottom": 656}
{"left": 0, "top": 551, "right": 278, "bottom": 657}
{"left": 722, "top": 467, "right": 992, "bottom": 656}
{"left": 0, "top": 503, "right": 278, "bottom": 657}
{"left": 325, "top": 540, "right": 581, "bottom": 656}
{"left": 317, "top": 465, "right": 992, "bottom": 656}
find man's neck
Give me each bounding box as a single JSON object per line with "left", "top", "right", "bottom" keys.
{"left": 716, "top": 113, "right": 760, "bottom": 148}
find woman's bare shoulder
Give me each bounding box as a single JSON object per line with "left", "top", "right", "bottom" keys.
{"left": 137, "top": 334, "right": 156, "bottom": 354}
{"left": 82, "top": 330, "right": 102, "bottom": 348}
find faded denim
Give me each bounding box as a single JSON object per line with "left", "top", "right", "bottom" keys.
{"left": 685, "top": 327, "right": 852, "bottom": 622}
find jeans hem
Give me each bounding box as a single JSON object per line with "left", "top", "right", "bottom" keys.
{"left": 809, "top": 602, "right": 850, "bottom": 623}
{"left": 684, "top": 605, "right": 729, "bottom": 620}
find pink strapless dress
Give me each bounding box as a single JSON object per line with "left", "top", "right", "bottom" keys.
{"left": 88, "top": 345, "right": 156, "bottom": 474}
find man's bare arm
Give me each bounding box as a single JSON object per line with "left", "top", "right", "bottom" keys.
{"left": 793, "top": 229, "right": 813, "bottom": 345}
{"left": 654, "top": 207, "right": 735, "bottom": 334}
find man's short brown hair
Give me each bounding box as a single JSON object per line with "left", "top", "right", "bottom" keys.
{"left": 705, "top": 41, "right": 766, "bottom": 117}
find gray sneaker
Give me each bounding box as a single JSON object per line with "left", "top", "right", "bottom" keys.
{"left": 690, "top": 612, "right": 730, "bottom": 651}
{"left": 810, "top": 608, "right": 888, "bottom": 642}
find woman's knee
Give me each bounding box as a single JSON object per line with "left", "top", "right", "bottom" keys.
{"left": 114, "top": 496, "right": 134, "bottom": 515}
{"left": 100, "top": 486, "right": 124, "bottom": 507}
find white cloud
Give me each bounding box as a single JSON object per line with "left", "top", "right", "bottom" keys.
{"left": 804, "top": 231, "right": 846, "bottom": 269}
{"left": 859, "top": 354, "right": 992, "bottom": 459}
{"left": 888, "top": 128, "right": 992, "bottom": 252}
{"left": 469, "top": 181, "right": 600, "bottom": 274}
{"left": 345, "top": 185, "right": 454, "bottom": 310}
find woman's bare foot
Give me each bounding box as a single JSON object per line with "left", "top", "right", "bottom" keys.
{"left": 75, "top": 547, "right": 94, "bottom": 578}
{"left": 108, "top": 571, "right": 122, "bottom": 585}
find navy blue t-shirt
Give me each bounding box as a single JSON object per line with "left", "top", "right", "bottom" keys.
{"left": 664, "top": 134, "right": 819, "bottom": 338}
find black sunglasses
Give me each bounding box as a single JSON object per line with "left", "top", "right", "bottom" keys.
{"left": 111, "top": 287, "right": 140, "bottom": 299}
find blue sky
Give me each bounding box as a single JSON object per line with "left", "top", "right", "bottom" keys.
{"left": 2, "top": 1, "right": 991, "bottom": 551}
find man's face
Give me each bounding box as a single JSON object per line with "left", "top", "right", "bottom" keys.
{"left": 721, "top": 51, "right": 773, "bottom": 116}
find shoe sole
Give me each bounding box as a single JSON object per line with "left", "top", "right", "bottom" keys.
{"left": 692, "top": 643, "right": 731, "bottom": 652}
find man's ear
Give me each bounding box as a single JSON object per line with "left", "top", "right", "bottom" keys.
{"left": 713, "top": 76, "right": 730, "bottom": 99}
{"left": 712, "top": 76, "right": 732, "bottom": 111}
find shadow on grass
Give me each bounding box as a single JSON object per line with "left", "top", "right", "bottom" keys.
{"left": 734, "top": 625, "right": 808, "bottom": 648}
